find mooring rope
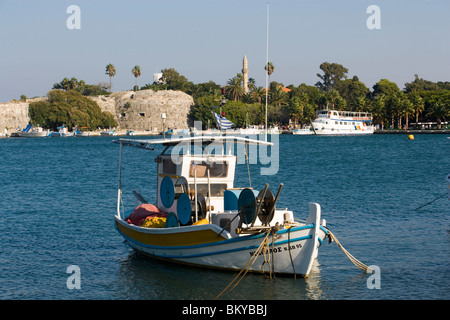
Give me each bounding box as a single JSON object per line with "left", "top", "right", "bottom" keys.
{"left": 214, "top": 231, "right": 271, "bottom": 300}
{"left": 326, "top": 228, "right": 372, "bottom": 273}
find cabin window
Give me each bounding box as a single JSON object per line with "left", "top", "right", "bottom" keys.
{"left": 189, "top": 183, "right": 227, "bottom": 197}
{"left": 189, "top": 161, "right": 228, "bottom": 178}
{"left": 162, "top": 158, "right": 177, "bottom": 174}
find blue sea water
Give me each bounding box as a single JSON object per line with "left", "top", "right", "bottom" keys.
{"left": 0, "top": 134, "right": 448, "bottom": 300}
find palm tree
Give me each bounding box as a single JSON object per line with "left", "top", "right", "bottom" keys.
{"left": 251, "top": 86, "right": 266, "bottom": 104}
{"left": 407, "top": 93, "right": 424, "bottom": 124}
{"left": 105, "top": 63, "right": 116, "bottom": 93}
{"left": 265, "top": 62, "right": 275, "bottom": 84}
{"left": 226, "top": 76, "right": 244, "bottom": 101}
{"left": 426, "top": 102, "right": 449, "bottom": 129}
{"left": 269, "top": 86, "right": 287, "bottom": 107}
{"left": 132, "top": 65, "right": 141, "bottom": 91}
{"left": 248, "top": 78, "right": 256, "bottom": 92}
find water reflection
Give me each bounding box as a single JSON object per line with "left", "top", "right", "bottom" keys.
{"left": 116, "top": 250, "right": 327, "bottom": 300}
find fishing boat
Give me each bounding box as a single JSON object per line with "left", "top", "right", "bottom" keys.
{"left": 13, "top": 124, "right": 50, "bottom": 138}
{"left": 100, "top": 130, "right": 116, "bottom": 136}
{"left": 292, "top": 126, "right": 314, "bottom": 135}
{"left": 113, "top": 135, "right": 329, "bottom": 277}
{"left": 51, "top": 125, "right": 74, "bottom": 137}
{"left": 311, "top": 109, "right": 375, "bottom": 135}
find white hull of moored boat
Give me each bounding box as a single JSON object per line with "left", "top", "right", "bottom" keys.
{"left": 115, "top": 203, "right": 327, "bottom": 277}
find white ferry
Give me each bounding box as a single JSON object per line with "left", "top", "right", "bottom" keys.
{"left": 311, "top": 109, "right": 375, "bottom": 135}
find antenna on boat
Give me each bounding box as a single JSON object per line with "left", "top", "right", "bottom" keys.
{"left": 265, "top": 2, "right": 269, "bottom": 142}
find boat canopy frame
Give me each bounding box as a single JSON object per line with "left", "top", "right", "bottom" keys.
{"left": 114, "top": 135, "right": 273, "bottom": 218}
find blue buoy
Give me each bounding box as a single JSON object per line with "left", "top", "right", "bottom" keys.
{"left": 160, "top": 176, "right": 175, "bottom": 208}
{"left": 177, "top": 193, "right": 192, "bottom": 225}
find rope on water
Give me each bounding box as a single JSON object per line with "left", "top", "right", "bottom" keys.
{"left": 326, "top": 228, "right": 372, "bottom": 273}
{"left": 214, "top": 231, "right": 271, "bottom": 300}
{"left": 414, "top": 193, "right": 447, "bottom": 211}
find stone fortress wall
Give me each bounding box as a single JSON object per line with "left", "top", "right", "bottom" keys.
{"left": 0, "top": 90, "right": 194, "bottom": 135}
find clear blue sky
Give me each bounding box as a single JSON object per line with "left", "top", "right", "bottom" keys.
{"left": 0, "top": 0, "right": 449, "bottom": 102}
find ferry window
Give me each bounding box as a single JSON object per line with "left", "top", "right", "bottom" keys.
{"left": 335, "top": 121, "right": 338, "bottom": 125}
{"left": 189, "top": 183, "right": 227, "bottom": 197}
{"left": 190, "top": 161, "right": 228, "bottom": 178}
{"left": 340, "top": 122, "right": 343, "bottom": 125}
{"left": 162, "top": 158, "right": 177, "bottom": 174}
{"left": 344, "top": 122, "right": 347, "bottom": 125}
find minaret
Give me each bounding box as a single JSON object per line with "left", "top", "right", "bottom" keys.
{"left": 242, "top": 54, "right": 249, "bottom": 94}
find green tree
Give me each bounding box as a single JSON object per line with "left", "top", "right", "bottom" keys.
{"left": 335, "top": 76, "right": 369, "bottom": 110}
{"left": 29, "top": 90, "right": 115, "bottom": 130}
{"left": 315, "top": 62, "right": 348, "bottom": 93}
{"left": 404, "top": 74, "right": 439, "bottom": 93}
{"left": 225, "top": 76, "right": 244, "bottom": 101}
{"left": 250, "top": 86, "right": 266, "bottom": 104}
{"left": 265, "top": 62, "right": 275, "bottom": 84}
{"left": 370, "top": 94, "right": 386, "bottom": 129}
{"left": 105, "top": 64, "right": 116, "bottom": 93}
{"left": 132, "top": 65, "right": 141, "bottom": 91}
{"left": 101, "top": 111, "right": 118, "bottom": 128}
{"left": 406, "top": 92, "right": 424, "bottom": 124}
{"left": 372, "top": 79, "right": 400, "bottom": 97}
{"left": 269, "top": 85, "right": 287, "bottom": 107}
{"left": 424, "top": 91, "right": 450, "bottom": 128}
{"left": 161, "top": 68, "right": 192, "bottom": 91}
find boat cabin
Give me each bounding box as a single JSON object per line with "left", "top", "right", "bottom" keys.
{"left": 154, "top": 141, "right": 236, "bottom": 214}
{"left": 116, "top": 136, "right": 283, "bottom": 235}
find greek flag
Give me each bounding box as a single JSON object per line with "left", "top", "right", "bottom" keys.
{"left": 212, "top": 110, "right": 234, "bottom": 130}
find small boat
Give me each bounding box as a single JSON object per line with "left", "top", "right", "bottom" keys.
{"left": 237, "top": 126, "right": 263, "bottom": 136}
{"left": 267, "top": 126, "right": 280, "bottom": 135}
{"left": 113, "top": 135, "right": 329, "bottom": 277}
{"left": 100, "top": 130, "right": 116, "bottom": 136}
{"left": 51, "top": 125, "right": 74, "bottom": 137}
{"left": 311, "top": 109, "right": 375, "bottom": 135}
{"left": 14, "top": 124, "right": 49, "bottom": 138}
{"left": 74, "top": 130, "right": 90, "bottom": 137}
{"left": 292, "top": 126, "right": 314, "bottom": 135}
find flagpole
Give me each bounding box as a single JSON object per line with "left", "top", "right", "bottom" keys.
{"left": 265, "top": 2, "right": 269, "bottom": 142}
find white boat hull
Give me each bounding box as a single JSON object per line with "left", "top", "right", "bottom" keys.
{"left": 17, "top": 131, "right": 49, "bottom": 137}
{"left": 115, "top": 203, "right": 327, "bottom": 277}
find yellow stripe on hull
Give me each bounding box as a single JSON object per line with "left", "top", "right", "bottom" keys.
{"left": 115, "top": 220, "right": 227, "bottom": 247}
